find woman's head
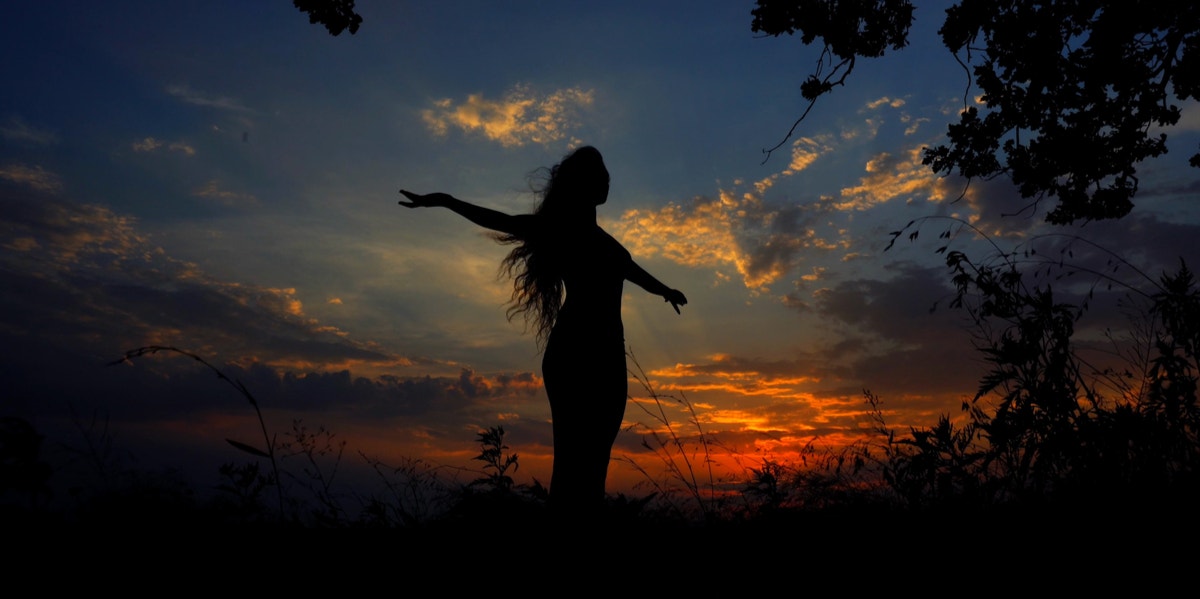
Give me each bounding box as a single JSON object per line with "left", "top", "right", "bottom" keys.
{"left": 541, "top": 145, "right": 610, "bottom": 213}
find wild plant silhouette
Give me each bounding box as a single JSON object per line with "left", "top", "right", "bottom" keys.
{"left": 867, "top": 217, "right": 1200, "bottom": 515}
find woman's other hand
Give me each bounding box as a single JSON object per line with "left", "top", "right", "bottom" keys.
{"left": 664, "top": 289, "right": 687, "bottom": 314}
{"left": 398, "top": 190, "right": 452, "bottom": 208}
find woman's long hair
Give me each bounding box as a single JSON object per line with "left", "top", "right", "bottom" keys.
{"left": 495, "top": 146, "right": 609, "bottom": 347}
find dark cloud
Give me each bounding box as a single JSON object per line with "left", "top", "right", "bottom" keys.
{"left": 741, "top": 202, "right": 830, "bottom": 287}
{"left": 1142, "top": 172, "right": 1200, "bottom": 197}
{"left": 790, "top": 263, "right": 985, "bottom": 399}
{"left": 1056, "top": 212, "right": 1200, "bottom": 272}
{"left": 813, "top": 213, "right": 1200, "bottom": 406}
{"left": 0, "top": 191, "right": 403, "bottom": 369}
{"left": 811, "top": 262, "right": 958, "bottom": 341}
{"left": 849, "top": 346, "right": 983, "bottom": 403}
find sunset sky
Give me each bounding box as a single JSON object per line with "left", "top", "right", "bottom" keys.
{"left": 4, "top": 0, "right": 1199, "bottom": 497}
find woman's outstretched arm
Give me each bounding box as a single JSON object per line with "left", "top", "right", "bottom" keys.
{"left": 399, "top": 190, "right": 529, "bottom": 236}
{"left": 627, "top": 261, "right": 687, "bottom": 314}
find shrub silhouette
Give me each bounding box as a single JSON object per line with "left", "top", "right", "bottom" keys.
{"left": 868, "top": 217, "right": 1200, "bottom": 514}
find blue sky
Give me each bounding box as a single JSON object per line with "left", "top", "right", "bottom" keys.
{"left": 3, "top": 0, "right": 1198, "bottom": 495}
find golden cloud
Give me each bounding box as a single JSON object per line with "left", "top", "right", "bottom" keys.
{"left": 834, "top": 146, "right": 949, "bottom": 211}
{"left": 613, "top": 189, "right": 783, "bottom": 288}
{"left": 754, "top": 136, "right": 835, "bottom": 194}
{"left": 784, "top": 136, "right": 833, "bottom": 175}
{"left": 800, "top": 266, "right": 826, "bottom": 282}
{"left": 865, "top": 96, "right": 906, "bottom": 110}
{"left": 901, "top": 114, "right": 930, "bottom": 136}
{"left": 422, "top": 85, "right": 594, "bottom": 147}
{"left": 645, "top": 357, "right": 821, "bottom": 402}
{"left": 612, "top": 179, "right": 839, "bottom": 291}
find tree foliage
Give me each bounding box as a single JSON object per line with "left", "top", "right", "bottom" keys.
{"left": 753, "top": 0, "right": 1200, "bottom": 224}
{"left": 753, "top": 1, "right": 915, "bottom": 123}
{"left": 294, "top": 0, "right": 362, "bottom": 36}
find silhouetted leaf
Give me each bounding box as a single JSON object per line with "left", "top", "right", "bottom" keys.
{"left": 227, "top": 438, "right": 271, "bottom": 458}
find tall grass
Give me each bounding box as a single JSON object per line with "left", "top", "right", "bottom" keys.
{"left": 91, "top": 347, "right": 549, "bottom": 528}
{"left": 619, "top": 348, "right": 727, "bottom": 522}
{"left": 112, "top": 345, "right": 286, "bottom": 514}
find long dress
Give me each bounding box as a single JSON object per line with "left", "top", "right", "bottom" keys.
{"left": 540, "top": 224, "right": 633, "bottom": 512}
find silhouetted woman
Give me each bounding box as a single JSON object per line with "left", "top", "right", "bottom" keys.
{"left": 399, "top": 146, "right": 686, "bottom": 518}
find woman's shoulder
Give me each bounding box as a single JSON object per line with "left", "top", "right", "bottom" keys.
{"left": 597, "top": 226, "right": 632, "bottom": 259}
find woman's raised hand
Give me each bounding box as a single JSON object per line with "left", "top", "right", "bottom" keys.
{"left": 664, "top": 289, "right": 688, "bottom": 314}
{"left": 398, "top": 190, "right": 453, "bottom": 208}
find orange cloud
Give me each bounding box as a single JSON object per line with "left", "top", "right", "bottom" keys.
{"left": 622, "top": 373, "right": 888, "bottom": 471}
{"left": 901, "top": 114, "right": 930, "bottom": 136}
{"left": 619, "top": 194, "right": 805, "bottom": 290}
{"left": 865, "top": 96, "right": 906, "bottom": 110}
{"left": 614, "top": 190, "right": 746, "bottom": 274}
{"left": 800, "top": 266, "right": 826, "bottom": 281}
{"left": 834, "top": 146, "right": 950, "bottom": 210}
{"left": 754, "top": 136, "right": 835, "bottom": 194}
{"left": 612, "top": 182, "right": 840, "bottom": 291}
{"left": 646, "top": 359, "right": 820, "bottom": 402}
{"left": 422, "top": 84, "right": 594, "bottom": 147}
